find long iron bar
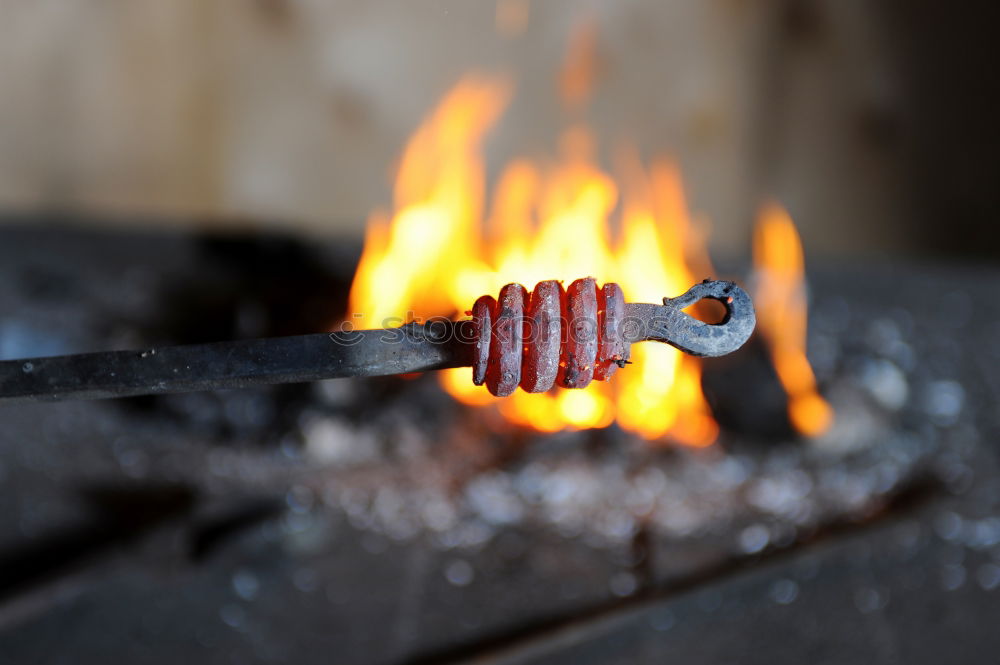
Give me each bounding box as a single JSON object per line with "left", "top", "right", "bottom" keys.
{"left": 0, "top": 322, "right": 474, "bottom": 405}
{"left": 0, "top": 280, "right": 754, "bottom": 406}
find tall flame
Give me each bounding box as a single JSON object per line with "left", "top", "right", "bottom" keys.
{"left": 348, "top": 77, "right": 511, "bottom": 329}
{"left": 348, "top": 76, "right": 830, "bottom": 445}
{"left": 752, "top": 203, "right": 833, "bottom": 437}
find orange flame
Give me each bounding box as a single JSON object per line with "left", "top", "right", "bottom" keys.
{"left": 348, "top": 76, "right": 829, "bottom": 445}
{"left": 349, "top": 75, "right": 719, "bottom": 445}
{"left": 348, "top": 77, "right": 511, "bottom": 329}
{"left": 495, "top": 0, "right": 530, "bottom": 38}
{"left": 558, "top": 17, "right": 600, "bottom": 109}
{"left": 752, "top": 203, "right": 833, "bottom": 437}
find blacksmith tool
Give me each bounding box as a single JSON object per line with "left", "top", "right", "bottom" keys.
{"left": 0, "top": 279, "right": 754, "bottom": 404}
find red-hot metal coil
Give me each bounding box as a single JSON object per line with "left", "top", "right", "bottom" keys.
{"left": 486, "top": 283, "right": 527, "bottom": 397}
{"left": 594, "top": 282, "right": 628, "bottom": 381}
{"left": 470, "top": 294, "right": 495, "bottom": 387}
{"left": 559, "top": 278, "right": 599, "bottom": 389}
{"left": 471, "top": 278, "right": 628, "bottom": 396}
{"left": 521, "top": 280, "right": 563, "bottom": 393}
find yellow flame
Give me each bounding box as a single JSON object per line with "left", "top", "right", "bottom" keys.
{"left": 348, "top": 76, "right": 511, "bottom": 329}
{"left": 348, "top": 76, "right": 720, "bottom": 445}
{"left": 348, "top": 76, "right": 828, "bottom": 446}
{"left": 752, "top": 203, "right": 833, "bottom": 437}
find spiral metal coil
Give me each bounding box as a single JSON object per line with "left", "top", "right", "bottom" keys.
{"left": 470, "top": 278, "right": 630, "bottom": 397}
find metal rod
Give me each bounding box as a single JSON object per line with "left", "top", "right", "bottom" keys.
{"left": 0, "top": 280, "right": 755, "bottom": 406}
{"left": 0, "top": 321, "right": 475, "bottom": 405}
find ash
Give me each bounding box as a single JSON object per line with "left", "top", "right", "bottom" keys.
{"left": 198, "top": 262, "right": 998, "bottom": 563}
{"left": 1, "top": 225, "right": 995, "bottom": 566}
{"left": 4, "top": 226, "right": 1000, "bottom": 663}
{"left": 288, "top": 370, "right": 936, "bottom": 557}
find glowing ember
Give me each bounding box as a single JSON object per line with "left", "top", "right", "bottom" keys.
{"left": 752, "top": 202, "right": 834, "bottom": 437}
{"left": 347, "top": 76, "right": 829, "bottom": 445}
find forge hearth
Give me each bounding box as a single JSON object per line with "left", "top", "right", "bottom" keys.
{"left": 1, "top": 219, "right": 999, "bottom": 665}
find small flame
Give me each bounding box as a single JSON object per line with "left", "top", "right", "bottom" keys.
{"left": 348, "top": 74, "right": 829, "bottom": 445}
{"left": 495, "top": 0, "right": 530, "bottom": 38}
{"left": 558, "top": 17, "right": 600, "bottom": 109}
{"left": 752, "top": 203, "right": 834, "bottom": 437}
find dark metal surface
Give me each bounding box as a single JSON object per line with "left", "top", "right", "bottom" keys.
{"left": 0, "top": 281, "right": 754, "bottom": 405}
{"left": 0, "top": 323, "right": 475, "bottom": 405}
{"left": 624, "top": 280, "right": 756, "bottom": 357}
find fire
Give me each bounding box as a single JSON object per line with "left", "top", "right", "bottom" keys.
{"left": 348, "top": 76, "right": 512, "bottom": 330}
{"left": 495, "top": 0, "right": 530, "bottom": 38}
{"left": 558, "top": 16, "right": 600, "bottom": 109}
{"left": 752, "top": 203, "right": 834, "bottom": 437}
{"left": 348, "top": 75, "right": 829, "bottom": 445}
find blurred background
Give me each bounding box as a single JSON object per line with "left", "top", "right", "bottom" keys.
{"left": 1, "top": 0, "right": 996, "bottom": 259}
{"left": 2, "top": 2, "right": 1000, "bottom": 664}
